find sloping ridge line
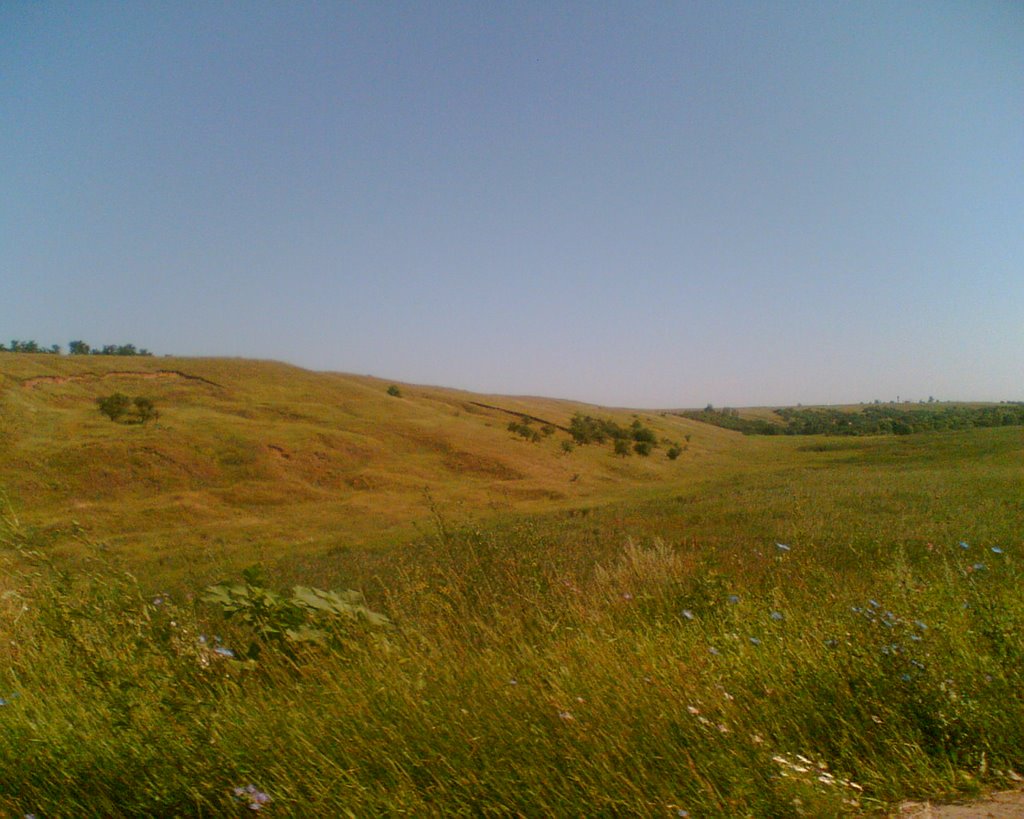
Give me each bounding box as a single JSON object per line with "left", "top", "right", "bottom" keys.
{"left": 468, "top": 401, "right": 571, "bottom": 433}
{"left": 20, "top": 370, "right": 224, "bottom": 389}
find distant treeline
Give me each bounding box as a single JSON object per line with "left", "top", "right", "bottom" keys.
{"left": 680, "top": 404, "right": 1024, "bottom": 436}
{"left": 1, "top": 340, "right": 153, "bottom": 356}
{"left": 677, "top": 408, "right": 780, "bottom": 435}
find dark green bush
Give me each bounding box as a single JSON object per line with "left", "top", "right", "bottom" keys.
{"left": 507, "top": 418, "right": 538, "bottom": 441}
{"left": 630, "top": 419, "right": 657, "bottom": 444}
{"left": 97, "top": 393, "right": 132, "bottom": 422}
{"left": 97, "top": 393, "right": 158, "bottom": 424}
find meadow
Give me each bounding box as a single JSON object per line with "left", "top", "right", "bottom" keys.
{"left": 0, "top": 355, "right": 1021, "bottom": 816}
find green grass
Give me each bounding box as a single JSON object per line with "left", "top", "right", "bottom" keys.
{"left": 1, "top": 355, "right": 1022, "bottom": 815}
{"left": 2, "top": 502, "right": 1021, "bottom": 817}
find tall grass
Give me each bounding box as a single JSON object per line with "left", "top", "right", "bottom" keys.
{"left": 2, "top": 499, "right": 1021, "bottom": 817}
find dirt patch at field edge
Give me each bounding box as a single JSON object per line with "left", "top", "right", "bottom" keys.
{"left": 892, "top": 789, "right": 1024, "bottom": 817}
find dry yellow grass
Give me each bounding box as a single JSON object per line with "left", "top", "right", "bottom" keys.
{"left": 0, "top": 353, "right": 754, "bottom": 583}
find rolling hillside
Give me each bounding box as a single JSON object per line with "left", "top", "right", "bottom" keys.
{"left": 3, "top": 354, "right": 1023, "bottom": 816}
{"left": 0, "top": 354, "right": 746, "bottom": 580}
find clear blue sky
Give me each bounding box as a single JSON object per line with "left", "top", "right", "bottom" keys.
{"left": 3, "top": 2, "right": 1021, "bottom": 407}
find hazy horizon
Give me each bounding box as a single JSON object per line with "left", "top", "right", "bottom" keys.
{"left": 3, "top": 3, "right": 1021, "bottom": 408}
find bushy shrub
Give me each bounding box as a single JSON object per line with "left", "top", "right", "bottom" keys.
{"left": 571, "top": 414, "right": 659, "bottom": 456}
{"left": 630, "top": 419, "right": 657, "bottom": 445}
{"left": 569, "top": 413, "right": 609, "bottom": 444}
{"left": 96, "top": 393, "right": 158, "bottom": 424}
{"left": 97, "top": 393, "right": 132, "bottom": 422}
{"left": 508, "top": 418, "right": 540, "bottom": 442}
{"left": 570, "top": 413, "right": 632, "bottom": 445}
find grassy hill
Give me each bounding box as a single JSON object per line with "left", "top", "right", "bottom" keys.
{"left": 0, "top": 353, "right": 748, "bottom": 583}
{"left": 1, "top": 353, "right": 1022, "bottom": 816}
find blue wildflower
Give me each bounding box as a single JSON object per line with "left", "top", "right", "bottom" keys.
{"left": 972, "top": 563, "right": 986, "bottom": 572}
{"left": 991, "top": 547, "right": 1004, "bottom": 555}
{"left": 770, "top": 611, "right": 784, "bottom": 621}
{"left": 214, "top": 646, "right": 236, "bottom": 659}
{"left": 0, "top": 697, "right": 7, "bottom": 707}
{"left": 959, "top": 541, "right": 970, "bottom": 550}
{"left": 727, "top": 594, "right": 740, "bottom": 604}
{"left": 911, "top": 659, "right": 925, "bottom": 670}
{"left": 868, "top": 599, "right": 880, "bottom": 609}
{"left": 749, "top": 637, "right": 761, "bottom": 646}
{"left": 914, "top": 620, "right": 928, "bottom": 631}
{"left": 900, "top": 673, "right": 911, "bottom": 682}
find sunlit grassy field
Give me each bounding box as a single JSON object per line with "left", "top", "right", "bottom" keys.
{"left": 1, "top": 355, "right": 1021, "bottom": 816}
{"left": 0, "top": 353, "right": 744, "bottom": 585}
